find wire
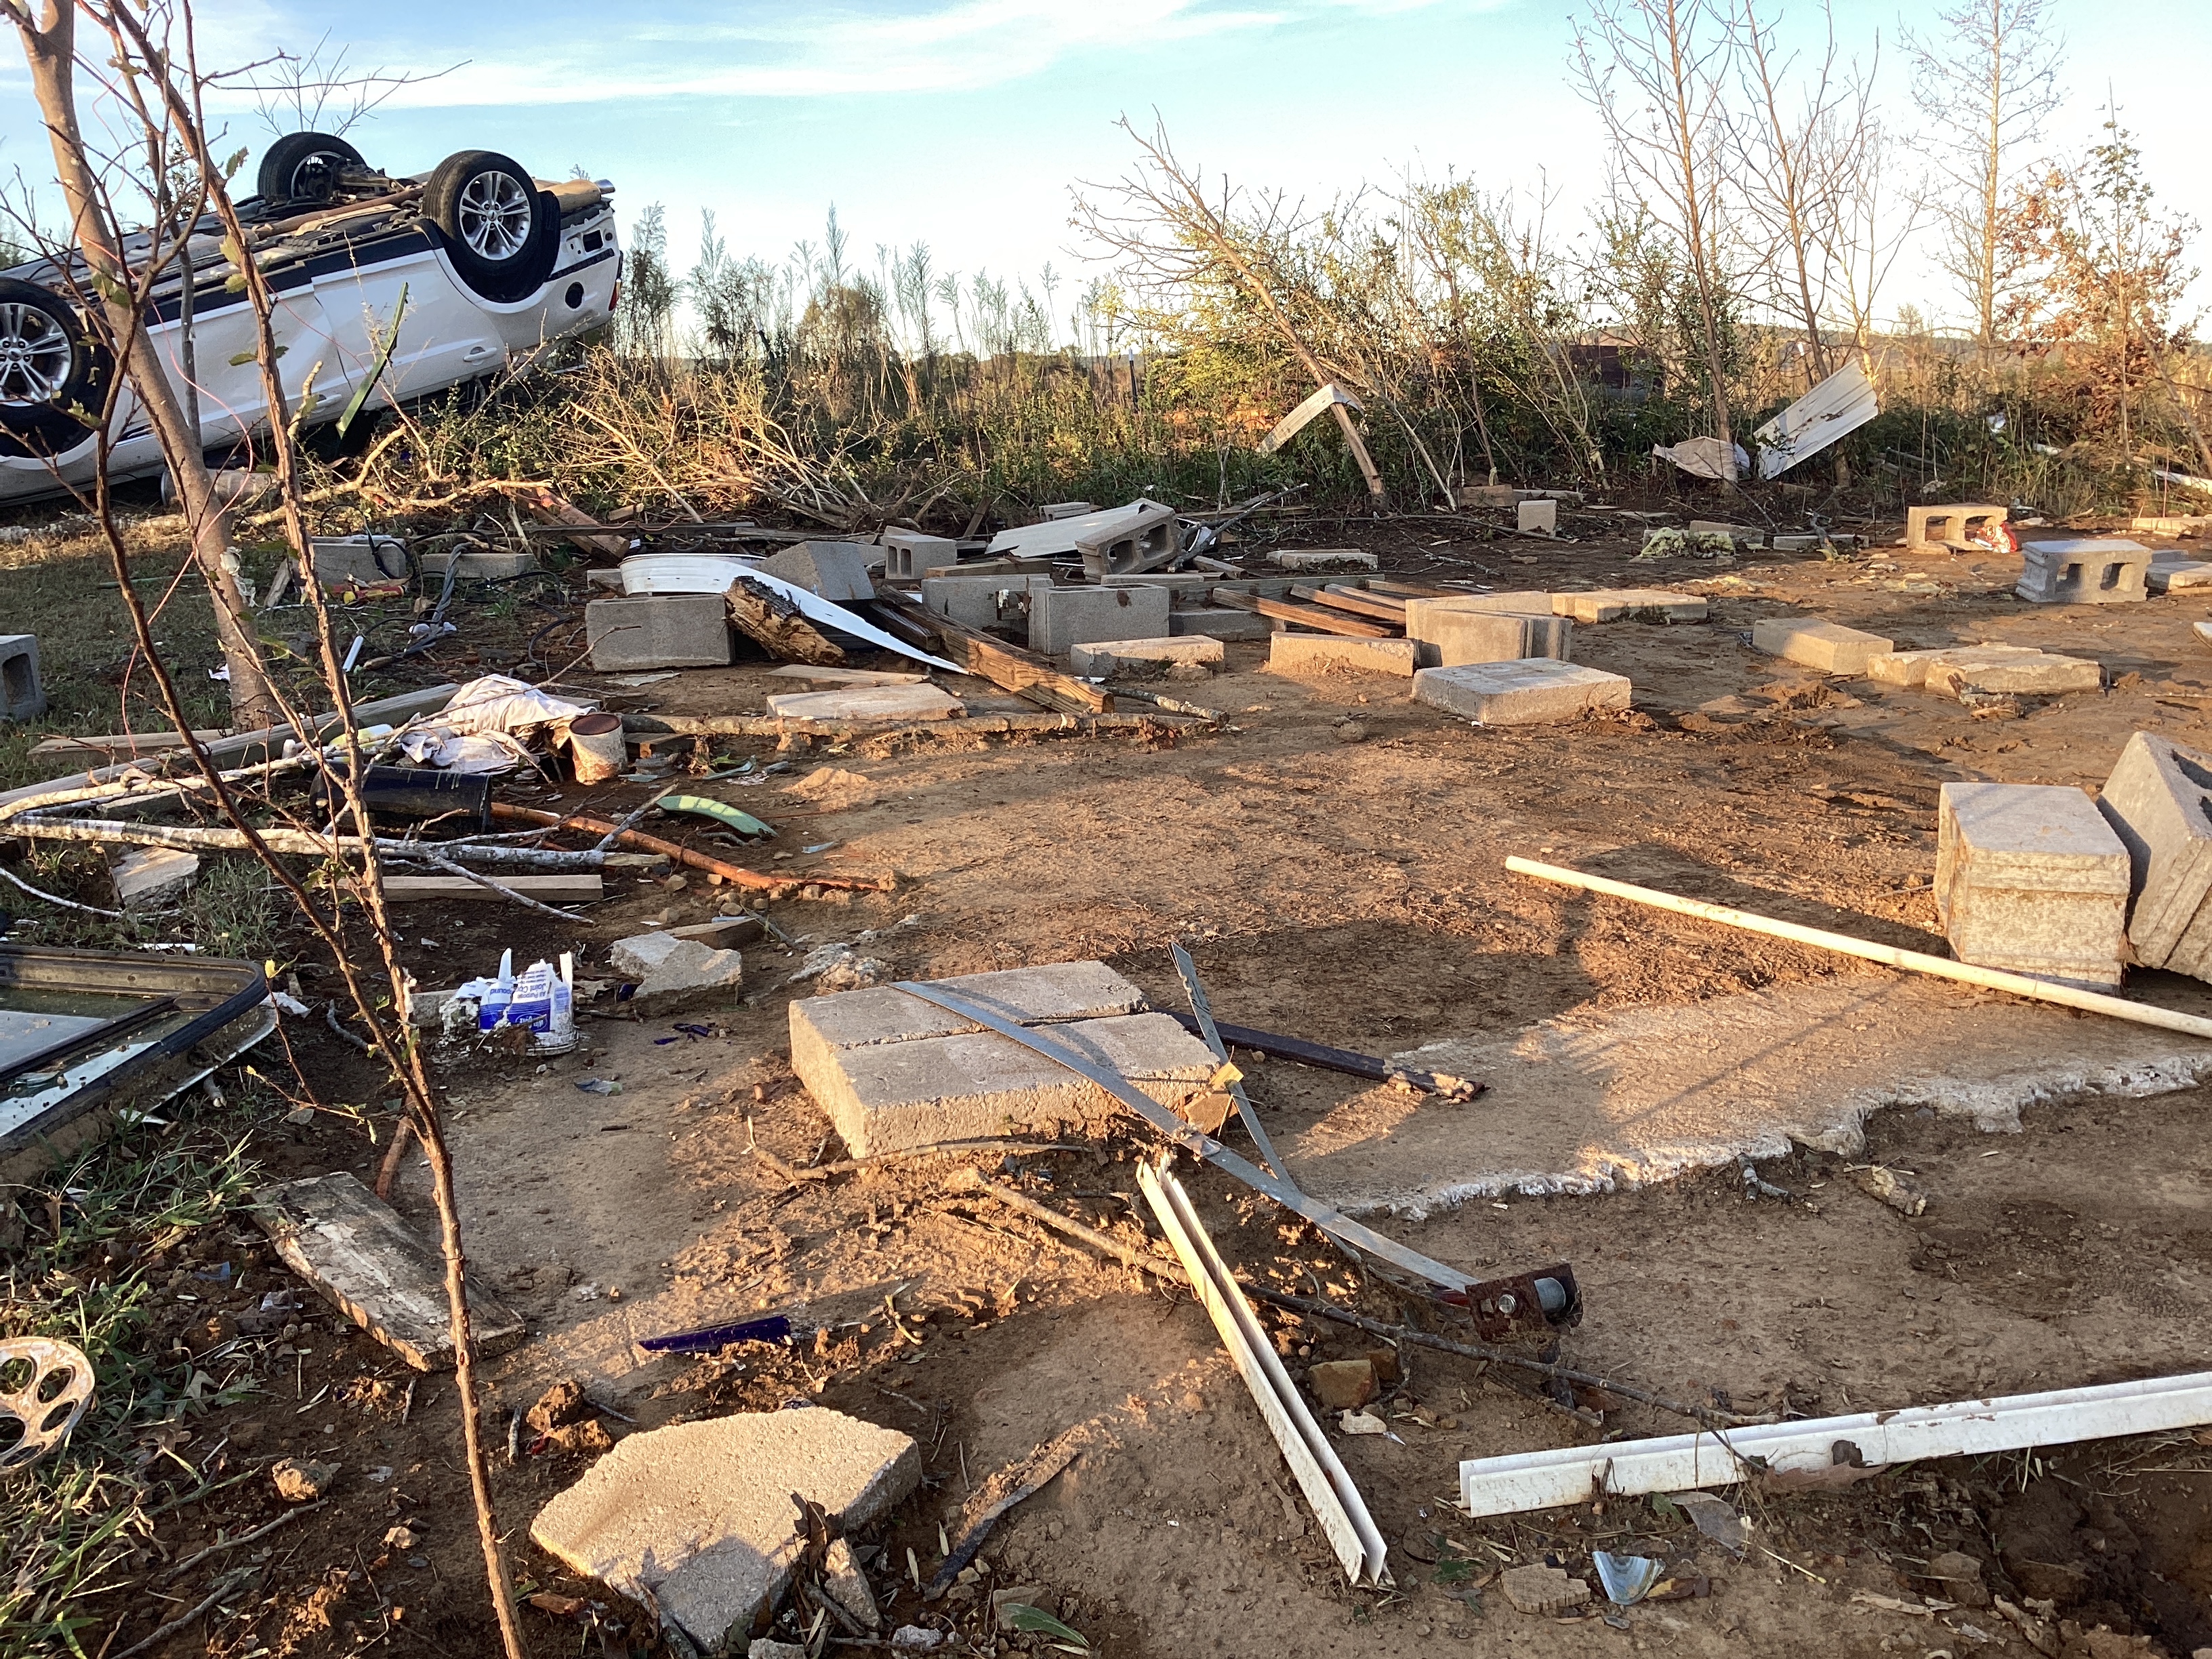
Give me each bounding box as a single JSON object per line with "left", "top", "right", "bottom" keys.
{"left": 0, "top": 861, "right": 123, "bottom": 917}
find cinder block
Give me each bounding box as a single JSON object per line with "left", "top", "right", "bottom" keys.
{"left": 2096, "top": 732, "right": 2212, "bottom": 977}
{"left": 1029, "top": 584, "right": 1170, "bottom": 656}
{"left": 0, "top": 634, "right": 44, "bottom": 721}
{"left": 880, "top": 530, "right": 960, "bottom": 581}
{"left": 1265, "top": 634, "right": 1419, "bottom": 677}
{"left": 1907, "top": 504, "right": 2007, "bottom": 550}
{"left": 1418, "top": 608, "right": 1573, "bottom": 669}
{"left": 1750, "top": 617, "right": 1895, "bottom": 674}
{"left": 310, "top": 534, "right": 409, "bottom": 584}
{"left": 1935, "top": 781, "right": 2129, "bottom": 988}
{"left": 790, "top": 960, "right": 1208, "bottom": 1155}
{"left": 1552, "top": 589, "right": 1707, "bottom": 623}
{"left": 1171, "top": 608, "right": 1275, "bottom": 642}
{"left": 757, "top": 541, "right": 874, "bottom": 602}
{"left": 986, "top": 501, "right": 1176, "bottom": 573}
{"left": 920, "top": 574, "right": 1050, "bottom": 632}
{"left": 1069, "top": 636, "right": 1223, "bottom": 678}
{"left": 2017, "top": 539, "right": 2151, "bottom": 605}
{"left": 1403, "top": 592, "right": 1555, "bottom": 642}
{"left": 1687, "top": 520, "right": 1765, "bottom": 546}
{"left": 1271, "top": 548, "right": 1378, "bottom": 572}
{"left": 1412, "top": 659, "right": 1631, "bottom": 725}
{"left": 585, "top": 594, "right": 731, "bottom": 671}
{"left": 1517, "top": 499, "right": 1558, "bottom": 535}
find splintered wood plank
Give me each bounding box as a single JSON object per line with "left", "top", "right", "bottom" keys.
{"left": 1208, "top": 588, "right": 1395, "bottom": 638}
{"left": 382, "top": 874, "right": 604, "bottom": 903}
{"left": 872, "top": 590, "right": 1112, "bottom": 714}
{"left": 727, "top": 575, "right": 847, "bottom": 665}
{"left": 1292, "top": 584, "right": 1406, "bottom": 622}
{"left": 254, "top": 1172, "right": 525, "bottom": 1371}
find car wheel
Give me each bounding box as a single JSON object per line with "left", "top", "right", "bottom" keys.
{"left": 0, "top": 278, "right": 107, "bottom": 459}
{"left": 258, "top": 132, "right": 367, "bottom": 207}
{"left": 423, "top": 150, "right": 558, "bottom": 304}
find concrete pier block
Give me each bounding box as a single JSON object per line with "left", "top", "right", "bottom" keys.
{"left": 1412, "top": 659, "right": 1631, "bottom": 725}
{"left": 585, "top": 595, "right": 731, "bottom": 671}
{"left": 1029, "top": 584, "right": 1170, "bottom": 656}
{"left": 2016, "top": 539, "right": 2151, "bottom": 605}
{"left": 1936, "top": 781, "right": 2130, "bottom": 988}
{"left": 1750, "top": 617, "right": 1895, "bottom": 674}
{"left": 2096, "top": 732, "right": 2212, "bottom": 978}
{"left": 1906, "top": 504, "right": 2006, "bottom": 550}
{"left": 1517, "top": 499, "right": 1557, "bottom": 535}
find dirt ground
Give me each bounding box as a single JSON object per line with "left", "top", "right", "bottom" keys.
{"left": 82, "top": 509, "right": 2212, "bottom": 1659}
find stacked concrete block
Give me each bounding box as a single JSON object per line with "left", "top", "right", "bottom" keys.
{"left": 1419, "top": 608, "right": 1574, "bottom": 669}
{"left": 881, "top": 530, "right": 961, "bottom": 580}
{"left": 1517, "top": 499, "right": 1558, "bottom": 535}
{"left": 790, "top": 960, "right": 1216, "bottom": 1155}
{"left": 1412, "top": 659, "right": 1631, "bottom": 725}
{"left": 1935, "top": 781, "right": 2130, "bottom": 989}
{"left": 1907, "top": 504, "right": 2006, "bottom": 550}
{"left": 585, "top": 594, "right": 731, "bottom": 671}
{"left": 1069, "top": 636, "right": 1223, "bottom": 678}
{"left": 1552, "top": 590, "right": 1708, "bottom": 623}
{"left": 1750, "top": 617, "right": 1896, "bottom": 674}
{"left": 757, "top": 541, "right": 874, "bottom": 602}
{"left": 1266, "top": 634, "right": 1419, "bottom": 677}
{"left": 1029, "top": 583, "right": 1170, "bottom": 656}
{"left": 0, "top": 635, "right": 43, "bottom": 721}
{"left": 2095, "top": 732, "right": 2212, "bottom": 979}
{"left": 2016, "top": 539, "right": 2151, "bottom": 605}
{"left": 921, "top": 573, "right": 1051, "bottom": 632}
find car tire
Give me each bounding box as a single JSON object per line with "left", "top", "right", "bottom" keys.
{"left": 423, "top": 150, "right": 558, "bottom": 304}
{"left": 0, "top": 278, "right": 107, "bottom": 459}
{"left": 258, "top": 132, "right": 367, "bottom": 207}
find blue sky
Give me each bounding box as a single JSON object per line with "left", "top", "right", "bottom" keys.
{"left": 5, "top": 0, "right": 2207, "bottom": 337}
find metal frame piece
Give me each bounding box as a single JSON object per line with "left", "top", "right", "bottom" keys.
{"left": 1458, "top": 1370, "right": 2212, "bottom": 1517}
{"left": 1139, "top": 1160, "right": 1390, "bottom": 1586}
{"left": 1169, "top": 942, "right": 1285, "bottom": 1178}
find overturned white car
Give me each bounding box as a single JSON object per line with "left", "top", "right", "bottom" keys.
{"left": 0, "top": 131, "right": 621, "bottom": 501}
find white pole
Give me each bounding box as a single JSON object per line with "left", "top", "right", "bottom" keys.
{"left": 1505, "top": 855, "right": 2212, "bottom": 1041}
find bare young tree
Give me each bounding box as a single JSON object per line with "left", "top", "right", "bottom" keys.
{"left": 1904, "top": 0, "right": 2065, "bottom": 348}
{"left": 1572, "top": 0, "right": 1744, "bottom": 485}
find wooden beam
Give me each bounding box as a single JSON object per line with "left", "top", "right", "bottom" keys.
{"left": 726, "top": 575, "right": 846, "bottom": 665}
{"left": 871, "top": 590, "right": 1111, "bottom": 714}
{"left": 382, "top": 874, "right": 605, "bottom": 903}
{"left": 1208, "top": 588, "right": 1395, "bottom": 638}
{"left": 1291, "top": 584, "right": 1405, "bottom": 622}
{"left": 1366, "top": 579, "right": 1462, "bottom": 599}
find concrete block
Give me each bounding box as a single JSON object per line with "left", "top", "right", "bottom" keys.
{"left": 792, "top": 961, "right": 1147, "bottom": 1074}
{"left": 1039, "top": 501, "right": 1097, "bottom": 520}
{"left": 1927, "top": 649, "right": 2100, "bottom": 696}
{"left": 1418, "top": 608, "right": 1573, "bottom": 669}
{"left": 986, "top": 501, "right": 1176, "bottom": 573}
{"left": 1866, "top": 644, "right": 2045, "bottom": 688}
{"left": 1517, "top": 498, "right": 1557, "bottom": 535}
{"left": 1170, "top": 608, "right": 1275, "bottom": 642}
{"left": 1750, "top": 617, "right": 1895, "bottom": 674}
{"left": 1069, "top": 636, "right": 1223, "bottom": 678}
{"left": 585, "top": 594, "right": 731, "bottom": 672}
{"left": 920, "top": 574, "right": 1051, "bottom": 632}
{"left": 880, "top": 530, "right": 960, "bottom": 580}
{"left": 1552, "top": 589, "right": 1707, "bottom": 623}
{"left": 1029, "top": 584, "right": 1170, "bottom": 656}
{"left": 1271, "top": 548, "right": 1378, "bottom": 572}
{"left": 417, "top": 544, "right": 535, "bottom": 581}
{"left": 763, "top": 684, "right": 964, "bottom": 722}
{"left": 110, "top": 846, "right": 199, "bottom": 909}
{"left": 2147, "top": 556, "right": 2212, "bottom": 592}
{"left": 531, "top": 1409, "right": 920, "bottom": 1652}
{"left": 1688, "top": 520, "right": 1765, "bottom": 546}
{"left": 2135, "top": 516, "right": 2211, "bottom": 536}
{"left": 1936, "top": 781, "right": 2129, "bottom": 988}
{"left": 1412, "top": 659, "right": 1631, "bottom": 725}
{"left": 309, "top": 534, "right": 409, "bottom": 584}
{"left": 2096, "top": 732, "right": 2212, "bottom": 978}
{"left": 1907, "top": 504, "right": 2006, "bottom": 550}
{"left": 1266, "top": 633, "right": 1419, "bottom": 677}
{"left": 2017, "top": 539, "right": 2151, "bottom": 605}
{"left": 1769, "top": 534, "right": 1819, "bottom": 552}
{"left": 1402, "top": 592, "right": 1555, "bottom": 642}
{"left": 1455, "top": 483, "right": 1521, "bottom": 508}
{"left": 0, "top": 635, "right": 43, "bottom": 721}
{"left": 757, "top": 541, "right": 874, "bottom": 603}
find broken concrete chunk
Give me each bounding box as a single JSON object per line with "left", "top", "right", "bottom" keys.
{"left": 763, "top": 684, "right": 964, "bottom": 722}
{"left": 628, "top": 939, "right": 745, "bottom": 1012}
{"left": 1270, "top": 548, "right": 1378, "bottom": 572}
{"left": 1936, "top": 781, "right": 2130, "bottom": 989}
{"left": 271, "top": 1458, "right": 339, "bottom": 1502}
{"left": 749, "top": 1643, "right": 807, "bottom": 1659}
{"left": 1266, "top": 634, "right": 1419, "bottom": 677}
{"left": 1308, "top": 1359, "right": 1376, "bottom": 1409}
{"left": 757, "top": 541, "right": 876, "bottom": 603}
{"left": 1865, "top": 644, "right": 2045, "bottom": 689}
{"left": 1500, "top": 1564, "right": 1591, "bottom": 1614}
{"left": 2097, "top": 731, "right": 2212, "bottom": 978}
{"left": 1750, "top": 617, "right": 1895, "bottom": 674}
{"left": 1928, "top": 650, "right": 2100, "bottom": 697}
{"left": 1412, "top": 659, "right": 1631, "bottom": 726}
{"left": 609, "top": 930, "right": 686, "bottom": 979}
{"left": 823, "top": 1536, "right": 880, "bottom": 1631}
{"left": 2148, "top": 558, "right": 2212, "bottom": 592}
{"left": 2016, "top": 539, "right": 2150, "bottom": 605}
{"left": 1068, "top": 636, "right": 1224, "bottom": 678}
{"left": 530, "top": 1408, "right": 920, "bottom": 1652}
{"left": 253, "top": 1172, "right": 524, "bottom": 1371}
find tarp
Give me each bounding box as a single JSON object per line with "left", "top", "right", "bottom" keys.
{"left": 1651, "top": 436, "right": 1750, "bottom": 481}
{"left": 1753, "top": 358, "right": 1879, "bottom": 478}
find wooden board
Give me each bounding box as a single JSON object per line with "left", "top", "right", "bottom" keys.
{"left": 1292, "top": 584, "right": 1406, "bottom": 622}
{"left": 872, "top": 590, "right": 1112, "bottom": 714}
{"left": 726, "top": 575, "right": 846, "bottom": 665}
{"left": 382, "top": 874, "right": 605, "bottom": 903}
{"left": 1366, "top": 579, "right": 1461, "bottom": 599}
{"left": 253, "top": 1172, "right": 525, "bottom": 1371}
{"left": 1208, "top": 588, "right": 1395, "bottom": 638}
